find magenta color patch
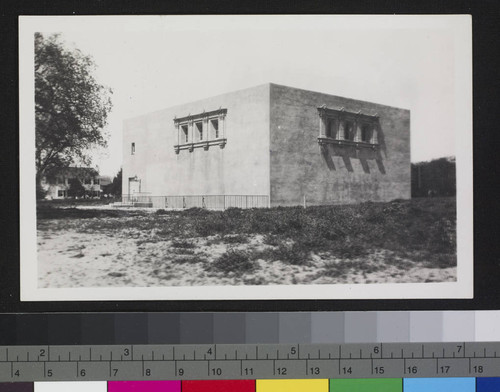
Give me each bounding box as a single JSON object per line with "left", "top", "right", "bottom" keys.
{"left": 107, "top": 381, "right": 181, "bottom": 392}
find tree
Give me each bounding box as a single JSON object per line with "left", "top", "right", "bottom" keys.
{"left": 35, "top": 33, "right": 113, "bottom": 187}
{"left": 102, "top": 168, "right": 122, "bottom": 197}
{"left": 111, "top": 168, "right": 122, "bottom": 197}
{"left": 411, "top": 157, "right": 456, "bottom": 197}
{"left": 67, "top": 178, "right": 85, "bottom": 198}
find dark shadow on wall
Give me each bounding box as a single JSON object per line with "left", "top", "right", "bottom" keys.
{"left": 360, "top": 158, "right": 370, "bottom": 173}
{"left": 319, "top": 121, "right": 387, "bottom": 174}
{"left": 320, "top": 145, "right": 336, "bottom": 171}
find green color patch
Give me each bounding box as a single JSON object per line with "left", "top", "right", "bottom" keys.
{"left": 330, "top": 378, "right": 402, "bottom": 392}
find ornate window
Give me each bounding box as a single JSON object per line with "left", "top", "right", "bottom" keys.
{"left": 210, "top": 118, "right": 219, "bottom": 139}
{"left": 317, "top": 105, "right": 379, "bottom": 149}
{"left": 181, "top": 125, "right": 189, "bottom": 143}
{"left": 195, "top": 121, "right": 203, "bottom": 141}
{"left": 174, "top": 108, "right": 227, "bottom": 154}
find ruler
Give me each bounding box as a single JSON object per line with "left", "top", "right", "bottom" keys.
{"left": 0, "top": 342, "right": 499, "bottom": 382}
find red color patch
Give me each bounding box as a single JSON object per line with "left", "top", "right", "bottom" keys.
{"left": 182, "top": 380, "right": 255, "bottom": 392}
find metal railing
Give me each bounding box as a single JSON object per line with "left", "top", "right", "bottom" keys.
{"left": 119, "top": 194, "right": 269, "bottom": 210}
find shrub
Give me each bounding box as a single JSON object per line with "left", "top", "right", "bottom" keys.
{"left": 172, "top": 240, "right": 195, "bottom": 249}
{"left": 262, "top": 234, "right": 284, "bottom": 247}
{"left": 208, "top": 249, "right": 257, "bottom": 274}
{"left": 194, "top": 213, "right": 229, "bottom": 236}
{"left": 183, "top": 207, "right": 211, "bottom": 217}
{"left": 222, "top": 234, "right": 249, "bottom": 244}
{"left": 427, "top": 218, "right": 456, "bottom": 253}
{"left": 330, "top": 238, "right": 369, "bottom": 259}
{"left": 270, "top": 243, "right": 309, "bottom": 266}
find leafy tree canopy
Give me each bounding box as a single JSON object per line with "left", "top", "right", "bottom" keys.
{"left": 103, "top": 168, "right": 122, "bottom": 197}
{"left": 35, "top": 32, "right": 113, "bottom": 180}
{"left": 67, "top": 178, "right": 85, "bottom": 198}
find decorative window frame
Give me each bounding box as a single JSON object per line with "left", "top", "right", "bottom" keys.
{"left": 174, "top": 108, "right": 227, "bottom": 154}
{"left": 317, "top": 105, "right": 379, "bottom": 150}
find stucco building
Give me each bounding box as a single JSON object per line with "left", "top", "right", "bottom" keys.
{"left": 122, "top": 83, "right": 410, "bottom": 208}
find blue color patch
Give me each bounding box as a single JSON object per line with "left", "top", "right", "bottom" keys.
{"left": 477, "top": 378, "right": 500, "bottom": 392}
{"left": 404, "top": 378, "right": 475, "bottom": 392}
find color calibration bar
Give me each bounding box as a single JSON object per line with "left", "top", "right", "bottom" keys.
{"left": 2, "top": 378, "right": 500, "bottom": 392}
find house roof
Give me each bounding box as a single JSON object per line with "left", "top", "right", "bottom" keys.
{"left": 52, "top": 167, "right": 99, "bottom": 178}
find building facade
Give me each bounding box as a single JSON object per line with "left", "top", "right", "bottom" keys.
{"left": 122, "top": 83, "right": 410, "bottom": 208}
{"left": 42, "top": 167, "right": 108, "bottom": 199}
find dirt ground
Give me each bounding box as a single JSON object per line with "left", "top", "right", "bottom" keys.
{"left": 37, "top": 222, "right": 456, "bottom": 288}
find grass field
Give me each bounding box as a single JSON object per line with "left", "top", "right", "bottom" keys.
{"left": 37, "top": 197, "right": 457, "bottom": 288}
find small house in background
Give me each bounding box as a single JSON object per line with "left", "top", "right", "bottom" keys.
{"left": 42, "top": 167, "right": 106, "bottom": 199}
{"left": 122, "top": 83, "right": 411, "bottom": 209}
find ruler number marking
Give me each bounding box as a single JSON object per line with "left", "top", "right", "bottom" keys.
{"left": 310, "top": 367, "right": 320, "bottom": 375}
{"left": 439, "top": 365, "right": 450, "bottom": 374}
{"left": 374, "top": 366, "right": 384, "bottom": 374}
{"left": 407, "top": 366, "right": 418, "bottom": 374}
{"left": 342, "top": 367, "right": 352, "bottom": 375}
{"left": 472, "top": 365, "right": 483, "bottom": 374}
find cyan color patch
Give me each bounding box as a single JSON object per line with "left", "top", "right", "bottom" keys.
{"left": 403, "top": 378, "right": 475, "bottom": 392}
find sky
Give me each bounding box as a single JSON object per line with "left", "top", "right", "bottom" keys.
{"left": 24, "top": 15, "right": 471, "bottom": 177}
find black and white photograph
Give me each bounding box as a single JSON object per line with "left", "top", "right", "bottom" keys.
{"left": 19, "top": 15, "right": 473, "bottom": 300}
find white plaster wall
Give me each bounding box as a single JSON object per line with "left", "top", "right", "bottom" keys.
{"left": 122, "top": 84, "right": 271, "bottom": 197}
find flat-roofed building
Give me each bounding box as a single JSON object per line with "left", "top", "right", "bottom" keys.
{"left": 122, "top": 83, "right": 410, "bottom": 208}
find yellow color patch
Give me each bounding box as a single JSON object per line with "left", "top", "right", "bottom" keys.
{"left": 257, "top": 379, "right": 329, "bottom": 392}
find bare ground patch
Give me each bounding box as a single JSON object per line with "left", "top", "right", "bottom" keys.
{"left": 38, "top": 227, "right": 455, "bottom": 288}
